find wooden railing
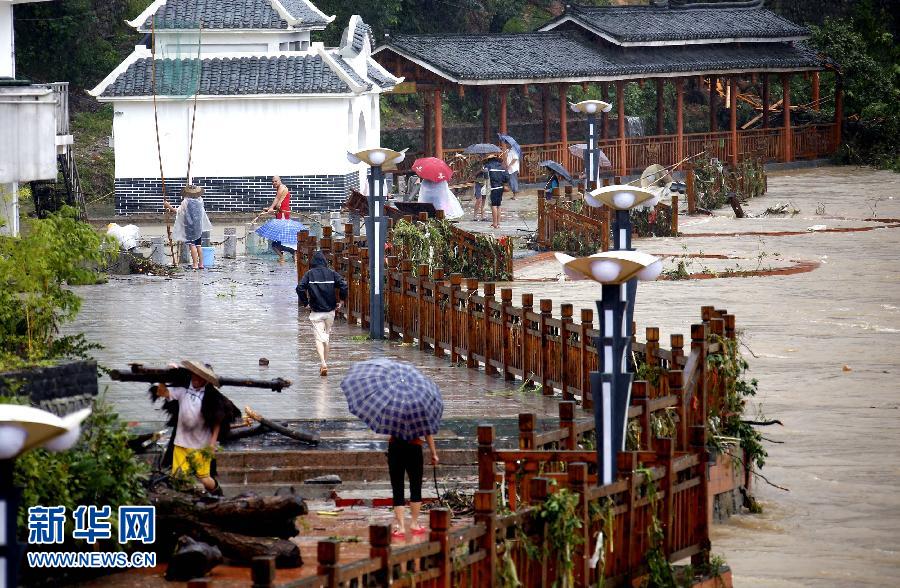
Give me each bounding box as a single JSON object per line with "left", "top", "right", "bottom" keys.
{"left": 444, "top": 125, "right": 836, "bottom": 183}
{"left": 252, "top": 303, "right": 738, "bottom": 587}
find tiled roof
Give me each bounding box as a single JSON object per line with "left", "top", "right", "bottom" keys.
{"left": 100, "top": 55, "right": 354, "bottom": 96}
{"left": 555, "top": 4, "right": 809, "bottom": 44}
{"left": 367, "top": 63, "right": 395, "bottom": 88}
{"left": 351, "top": 21, "right": 374, "bottom": 54}
{"left": 380, "top": 32, "right": 822, "bottom": 82}
{"left": 277, "top": 0, "right": 330, "bottom": 27}
{"left": 330, "top": 54, "right": 372, "bottom": 90}
{"left": 139, "top": 0, "right": 327, "bottom": 30}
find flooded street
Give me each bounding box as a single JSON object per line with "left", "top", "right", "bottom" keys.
{"left": 67, "top": 166, "right": 900, "bottom": 586}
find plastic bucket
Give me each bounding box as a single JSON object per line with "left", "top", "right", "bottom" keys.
{"left": 202, "top": 246, "right": 215, "bottom": 268}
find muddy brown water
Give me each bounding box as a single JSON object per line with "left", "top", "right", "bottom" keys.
{"left": 68, "top": 166, "right": 899, "bottom": 586}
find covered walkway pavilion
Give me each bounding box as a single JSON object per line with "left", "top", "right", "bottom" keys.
{"left": 373, "top": 2, "right": 841, "bottom": 182}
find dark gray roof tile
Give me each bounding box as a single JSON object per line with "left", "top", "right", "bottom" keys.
{"left": 140, "top": 0, "right": 326, "bottom": 30}
{"left": 381, "top": 32, "right": 822, "bottom": 81}
{"left": 278, "top": 0, "right": 330, "bottom": 27}
{"left": 366, "top": 63, "right": 395, "bottom": 88}
{"left": 330, "top": 54, "right": 372, "bottom": 90}
{"left": 101, "top": 55, "right": 352, "bottom": 96}
{"left": 557, "top": 4, "right": 808, "bottom": 44}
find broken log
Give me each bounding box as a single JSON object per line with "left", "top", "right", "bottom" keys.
{"left": 245, "top": 406, "right": 320, "bottom": 445}
{"left": 222, "top": 422, "right": 265, "bottom": 442}
{"left": 166, "top": 519, "right": 302, "bottom": 568}
{"left": 151, "top": 487, "right": 307, "bottom": 539}
{"left": 728, "top": 194, "right": 746, "bottom": 218}
{"left": 111, "top": 364, "right": 292, "bottom": 392}
{"left": 166, "top": 536, "right": 222, "bottom": 581}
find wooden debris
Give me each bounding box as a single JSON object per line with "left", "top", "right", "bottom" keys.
{"left": 165, "top": 536, "right": 222, "bottom": 581}
{"left": 245, "top": 406, "right": 320, "bottom": 445}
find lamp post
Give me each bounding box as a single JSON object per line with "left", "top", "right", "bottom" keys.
{"left": 571, "top": 100, "right": 612, "bottom": 193}
{"left": 0, "top": 405, "right": 91, "bottom": 588}
{"left": 347, "top": 148, "right": 406, "bottom": 340}
{"left": 555, "top": 251, "right": 661, "bottom": 484}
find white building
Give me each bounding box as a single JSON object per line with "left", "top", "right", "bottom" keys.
{"left": 90, "top": 0, "right": 401, "bottom": 214}
{"left": 1, "top": 0, "right": 74, "bottom": 236}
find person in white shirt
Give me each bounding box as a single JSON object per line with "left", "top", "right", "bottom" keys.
{"left": 153, "top": 361, "right": 228, "bottom": 494}
{"left": 501, "top": 139, "right": 520, "bottom": 200}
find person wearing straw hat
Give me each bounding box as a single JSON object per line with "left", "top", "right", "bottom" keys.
{"left": 152, "top": 360, "right": 231, "bottom": 495}
{"left": 165, "top": 186, "right": 212, "bottom": 270}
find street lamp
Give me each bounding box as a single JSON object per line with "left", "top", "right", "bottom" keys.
{"left": 570, "top": 100, "right": 612, "bottom": 193}
{"left": 347, "top": 148, "right": 407, "bottom": 339}
{"left": 555, "top": 251, "right": 661, "bottom": 484}
{"left": 0, "top": 405, "right": 91, "bottom": 588}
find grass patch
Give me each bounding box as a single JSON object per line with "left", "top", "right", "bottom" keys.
{"left": 71, "top": 105, "right": 115, "bottom": 204}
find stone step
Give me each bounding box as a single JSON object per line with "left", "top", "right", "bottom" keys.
{"left": 215, "top": 448, "right": 476, "bottom": 470}
{"left": 216, "top": 463, "right": 474, "bottom": 484}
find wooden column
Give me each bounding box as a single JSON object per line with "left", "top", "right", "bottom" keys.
{"left": 433, "top": 87, "right": 444, "bottom": 159}
{"left": 423, "top": 92, "right": 433, "bottom": 156}
{"left": 601, "top": 82, "right": 610, "bottom": 139}
{"left": 656, "top": 78, "right": 665, "bottom": 135}
{"left": 541, "top": 85, "right": 550, "bottom": 143}
{"left": 498, "top": 86, "right": 508, "bottom": 135}
{"left": 558, "top": 82, "right": 569, "bottom": 147}
{"left": 834, "top": 74, "right": 843, "bottom": 147}
{"left": 811, "top": 71, "right": 820, "bottom": 111}
{"left": 616, "top": 80, "right": 626, "bottom": 176}
{"left": 482, "top": 88, "right": 491, "bottom": 143}
{"left": 781, "top": 73, "right": 792, "bottom": 162}
{"left": 709, "top": 75, "right": 717, "bottom": 132}
{"left": 675, "top": 78, "right": 684, "bottom": 163}
{"left": 729, "top": 76, "right": 738, "bottom": 167}
{"left": 761, "top": 74, "right": 769, "bottom": 129}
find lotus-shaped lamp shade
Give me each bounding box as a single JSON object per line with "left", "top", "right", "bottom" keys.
{"left": 555, "top": 251, "right": 662, "bottom": 285}
{"left": 586, "top": 185, "right": 656, "bottom": 210}
{"left": 571, "top": 100, "right": 613, "bottom": 114}
{"left": 0, "top": 405, "right": 91, "bottom": 458}
{"left": 348, "top": 148, "right": 407, "bottom": 169}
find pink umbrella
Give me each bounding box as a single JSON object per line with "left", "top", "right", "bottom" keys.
{"left": 568, "top": 144, "right": 612, "bottom": 168}
{"left": 411, "top": 157, "right": 454, "bottom": 182}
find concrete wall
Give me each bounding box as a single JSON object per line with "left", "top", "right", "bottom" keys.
{"left": 0, "top": 2, "right": 12, "bottom": 78}
{"left": 155, "top": 30, "right": 312, "bottom": 56}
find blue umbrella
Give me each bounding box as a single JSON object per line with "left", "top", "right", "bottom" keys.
{"left": 539, "top": 160, "right": 574, "bottom": 184}
{"left": 464, "top": 143, "right": 502, "bottom": 155}
{"left": 254, "top": 219, "right": 308, "bottom": 245}
{"left": 497, "top": 133, "right": 522, "bottom": 157}
{"left": 340, "top": 359, "right": 443, "bottom": 441}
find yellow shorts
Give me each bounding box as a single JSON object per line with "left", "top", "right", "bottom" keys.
{"left": 172, "top": 445, "right": 212, "bottom": 478}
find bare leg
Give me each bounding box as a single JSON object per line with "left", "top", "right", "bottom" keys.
{"left": 198, "top": 476, "right": 217, "bottom": 492}
{"left": 409, "top": 502, "right": 422, "bottom": 531}
{"left": 393, "top": 505, "right": 407, "bottom": 534}
{"left": 189, "top": 244, "right": 200, "bottom": 269}
{"left": 492, "top": 206, "right": 501, "bottom": 228}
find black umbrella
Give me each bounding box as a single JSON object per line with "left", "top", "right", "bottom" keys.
{"left": 539, "top": 160, "right": 574, "bottom": 184}
{"left": 463, "top": 143, "right": 502, "bottom": 155}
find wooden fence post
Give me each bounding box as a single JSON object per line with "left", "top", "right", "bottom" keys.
{"left": 250, "top": 556, "right": 276, "bottom": 588}
{"left": 539, "top": 299, "right": 553, "bottom": 395}
{"left": 645, "top": 327, "right": 660, "bottom": 396}
{"left": 449, "top": 274, "right": 462, "bottom": 363}
{"left": 476, "top": 425, "right": 497, "bottom": 586}
{"left": 417, "top": 264, "right": 429, "bottom": 350}
{"left": 568, "top": 463, "right": 590, "bottom": 586}
{"left": 617, "top": 452, "right": 638, "bottom": 575}
{"left": 369, "top": 524, "right": 392, "bottom": 585}
{"left": 685, "top": 165, "right": 696, "bottom": 214}
{"left": 656, "top": 438, "right": 675, "bottom": 555}
{"left": 521, "top": 293, "right": 534, "bottom": 379}
{"left": 501, "top": 288, "right": 514, "bottom": 380}
{"left": 671, "top": 193, "right": 679, "bottom": 235}
{"left": 560, "top": 303, "right": 573, "bottom": 400}
{"left": 359, "top": 248, "right": 370, "bottom": 329}
{"left": 317, "top": 540, "right": 340, "bottom": 588}
{"left": 433, "top": 268, "right": 445, "bottom": 358}
{"left": 466, "top": 279, "right": 479, "bottom": 369}
{"left": 346, "top": 243, "right": 358, "bottom": 325}
{"left": 669, "top": 369, "right": 687, "bottom": 452}
{"left": 429, "top": 509, "right": 452, "bottom": 588}
{"left": 670, "top": 333, "right": 684, "bottom": 366}
{"left": 530, "top": 477, "right": 552, "bottom": 585}
{"left": 580, "top": 308, "right": 594, "bottom": 412}
{"left": 400, "top": 260, "right": 412, "bottom": 340}
{"left": 483, "top": 283, "right": 498, "bottom": 376}
{"left": 519, "top": 413, "right": 536, "bottom": 450}
{"left": 560, "top": 401, "right": 577, "bottom": 450}
{"left": 690, "top": 321, "right": 712, "bottom": 568}
{"left": 632, "top": 381, "right": 651, "bottom": 451}
{"left": 387, "top": 256, "right": 399, "bottom": 340}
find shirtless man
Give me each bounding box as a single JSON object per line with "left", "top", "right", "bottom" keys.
{"left": 266, "top": 176, "right": 291, "bottom": 219}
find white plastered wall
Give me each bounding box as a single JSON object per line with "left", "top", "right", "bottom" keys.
{"left": 0, "top": 2, "right": 13, "bottom": 78}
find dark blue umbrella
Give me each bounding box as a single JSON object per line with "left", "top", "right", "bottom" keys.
{"left": 464, "top": 143, "right": 502, "bottom": 155}
{"left": 539, "top": 160, "right": 574, "bottom": 184}
{"left": 254, "top": 219, "right": 308, "bottom": 245}
{"left": 340, "top": 359, "right": 443, "bottom": 441}
{"left": 497, "top": 133, "right": 522, "bottom": 157}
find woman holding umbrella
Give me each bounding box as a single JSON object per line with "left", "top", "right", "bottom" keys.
{"left": 340, "top": 359, "right": 442, "bottom": 540}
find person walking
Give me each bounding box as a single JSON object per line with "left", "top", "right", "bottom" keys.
{"left": 501, "top": 138, "right": 520, "bottom": 200}
{"left": 389, "top": 434, "right": 439, "bottom": 539}
{"left": 266, "top": 176, "right": 291, "bottom": 219}
{"left": 483, "top": 154, "right": 509, "bottom": 229}
{"left": 296, "top": 251, "right": 348, "bottom": 376}
{"left": 165, "top": 185, "right": 211, "bottom": 270}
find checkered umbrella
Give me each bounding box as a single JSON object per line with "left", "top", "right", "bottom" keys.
{"left": 254, "top": 219, "right": 308, "bottom": 245}
{"left": 340, "top": 359, "right": 443, "bottom": 441}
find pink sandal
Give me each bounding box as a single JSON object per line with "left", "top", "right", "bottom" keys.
{"left": 391, "top": 530, "right": 406, "bottom": 540}
{"left": 411, "top": 527, "right": 427, "bottom": 536}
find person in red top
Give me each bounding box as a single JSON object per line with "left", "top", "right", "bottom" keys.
{"left": 267, "top": 176, "right": 291, "bottom": 219}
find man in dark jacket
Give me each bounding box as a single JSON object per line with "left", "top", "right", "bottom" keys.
{"left": 297, "top": 251, "right": 349, "bottom": 376}
{"left": 483, "top": 155, "right": 509, "bottom": 229}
